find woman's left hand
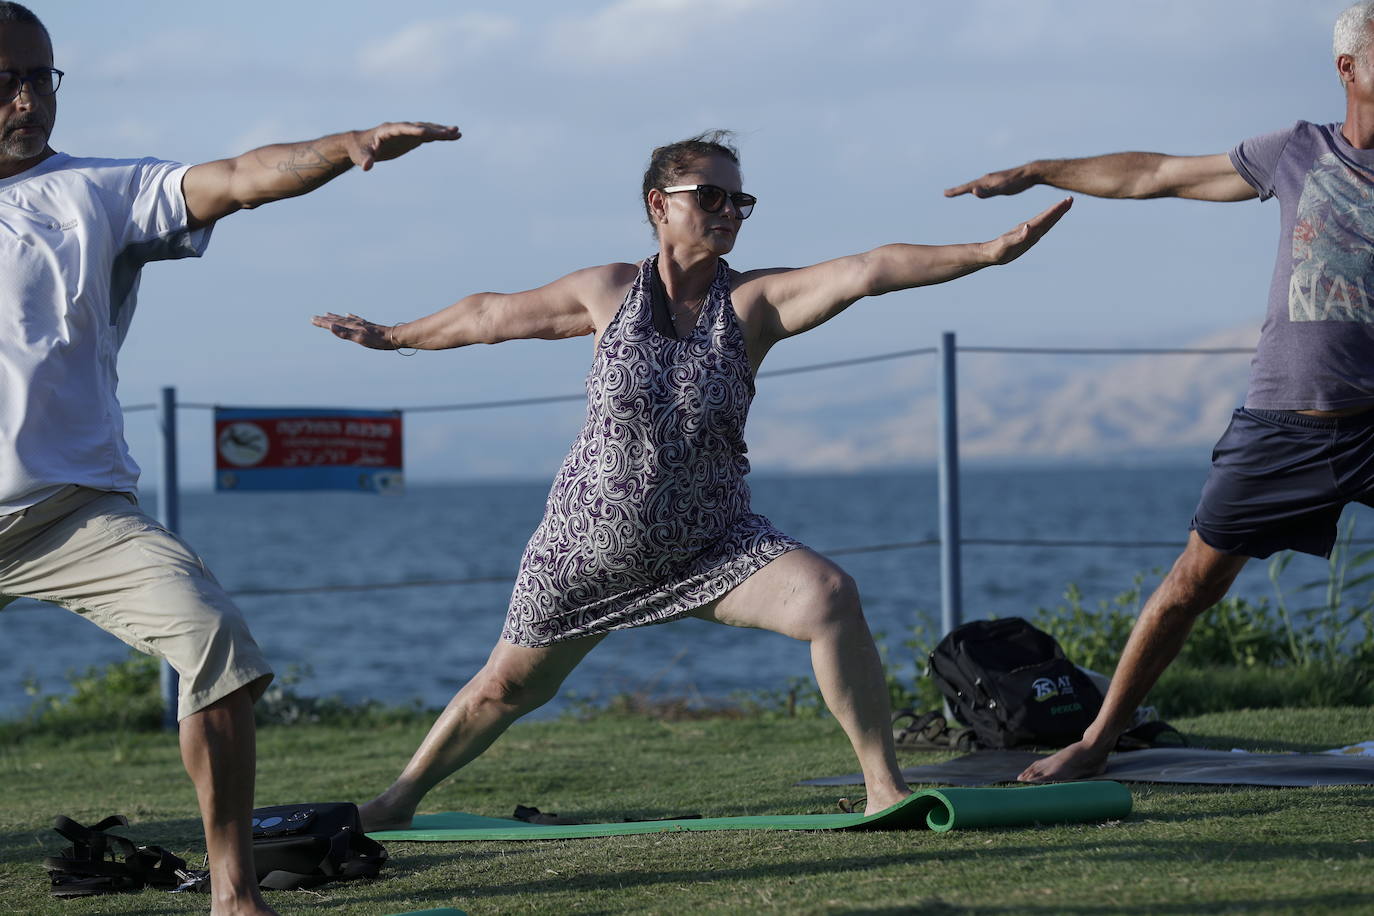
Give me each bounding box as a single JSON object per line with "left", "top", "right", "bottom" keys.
{"left": 311, "top": 312, "right": 402, "bottom": 349}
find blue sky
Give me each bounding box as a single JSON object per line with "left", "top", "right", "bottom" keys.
{"left": 36, "top": 1, "right": 1356, "bottom": 482}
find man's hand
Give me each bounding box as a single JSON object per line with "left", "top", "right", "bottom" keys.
{"left": 944, "top": 164, "right": 1039, "bottom": 199}
{"left": 311, "top": 312, "right": 401, "bottom": 349}
{"left": 1017, "top": 738, "right": 1111, "bottom": 783}
{"left": 982, "top": 196, "right": 1073, "bottom": 265}
{"left": 345, "top": 121, "right": 462, "bottom": 171}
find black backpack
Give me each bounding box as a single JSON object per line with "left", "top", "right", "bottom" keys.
{"left": 927, "top": 617, "right": 1105, "bottom": 749}
{"left": 251, "top": 803, "right": 387, "bottom": 890}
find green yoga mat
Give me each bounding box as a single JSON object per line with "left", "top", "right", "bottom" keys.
{"left": 369, "top": 781, "right": 1130, "bottom": 841}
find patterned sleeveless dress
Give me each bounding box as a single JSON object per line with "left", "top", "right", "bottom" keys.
{"left": 502, "top": 255, "right": 804, "bottom": 646}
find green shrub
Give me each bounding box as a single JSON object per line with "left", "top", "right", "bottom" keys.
{"left": 8, "top": 653, "right": 164, "bottom": 740}
{"left": 3, "top": 654, "right": 434, "bottom": 741}
{"left": 252, "top": 665, "right": 435, "bottom": 728}
{"left": 1150, "top": 662, "right": 1373, "bottom": 715}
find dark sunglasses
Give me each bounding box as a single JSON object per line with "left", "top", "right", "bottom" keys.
{"left": 661, "top": 184, "right": 756, "bottom": 219}
{"left": 0, "top": 68, "right": 63, "bottom": 104}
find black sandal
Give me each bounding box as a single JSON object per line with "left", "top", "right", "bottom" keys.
{"left": 44, "top": 815, "right": 188, "bottom": 898}
{"left": 892, "top": 708, "right": 979, "bottom": 751}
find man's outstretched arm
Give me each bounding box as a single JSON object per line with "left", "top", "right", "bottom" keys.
{"left": 944, "top": 152, "right": 1256, "bottom": 202}
{"left": 181, "top": 121, "right": 460, "bottom": 228}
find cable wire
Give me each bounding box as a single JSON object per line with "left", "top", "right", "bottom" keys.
{"left": 960, "top": 346, "right": 1253, "bottom": 355}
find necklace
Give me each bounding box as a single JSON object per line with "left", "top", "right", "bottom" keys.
{"left": 670, "top": 290, "right": 709, "bottom": 335}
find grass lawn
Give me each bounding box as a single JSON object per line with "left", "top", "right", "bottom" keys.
{"left": 1, "top": 706, "right": 1371, "bottom": 914}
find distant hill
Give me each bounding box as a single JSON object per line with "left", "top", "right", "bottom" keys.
{"left": 746, "top": 324, "right": 1260, "bottom": 471}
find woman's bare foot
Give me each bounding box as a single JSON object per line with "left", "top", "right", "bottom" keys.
{"left": 863, "top": 787, "right": 912, "bottom": 816}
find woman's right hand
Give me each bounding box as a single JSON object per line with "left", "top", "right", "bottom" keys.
{"left": 311, "top": 312, "right": 403, "bottom": 349}
{"left": 983, "top": 196, "right": 1073, "bottom": 266}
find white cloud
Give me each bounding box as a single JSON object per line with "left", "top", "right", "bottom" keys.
{"left": 944, "top": 0, "right": 1336, "bottom": 55}
{"left": 359, "top": 14, "right": 520, "bottom": 81}
{"left": 547, "top": 0, "right": 786, "bottom": 67}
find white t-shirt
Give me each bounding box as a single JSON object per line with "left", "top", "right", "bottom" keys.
{"left": 0, "top": 153, "right": 212, "bottom": 513}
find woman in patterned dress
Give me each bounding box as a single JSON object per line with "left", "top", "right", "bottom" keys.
{"left": 314, "top": 132, "right": 1070, "bottom": 826}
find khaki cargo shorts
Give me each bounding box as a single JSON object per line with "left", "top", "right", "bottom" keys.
{"left": 0, "top": 486, "right": 273, "bottom": 719}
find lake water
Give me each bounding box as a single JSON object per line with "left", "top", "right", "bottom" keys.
{"left": 3, "top": 466, "right": 1368, "bottom": 718}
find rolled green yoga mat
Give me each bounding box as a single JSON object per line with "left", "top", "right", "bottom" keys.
{"left": 369, "top": 781, "right": 1130, "bottom": 841}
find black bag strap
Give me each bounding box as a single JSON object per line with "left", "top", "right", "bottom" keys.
{"left": 338, "top": 829, "right": 387, "bottom": 878}
{"left": 257, "top": 826, "right": 387, "bottom": 890}
{"left": 125, "top": 844, "right": 190, "bottom": 889}
{"left": 51, "top": 814, "right": 132, "bottom": 851}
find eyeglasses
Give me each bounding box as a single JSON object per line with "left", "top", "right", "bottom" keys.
{"left": 0, "top": 68, "right": 63, "bottom": 104}
{"left": 661, "top": 184, "right": 756, "bottom": 219}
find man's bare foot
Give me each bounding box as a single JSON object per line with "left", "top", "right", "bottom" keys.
{"left": 1017, "top": 740, "right": 1110, "bottom": 783}
{"left": 358, "top": 797, "right": 415, "bottom": 832}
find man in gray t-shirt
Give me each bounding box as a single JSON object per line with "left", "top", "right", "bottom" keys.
{"left": 944, "top": 0, "right": 1374, "bottom": 783}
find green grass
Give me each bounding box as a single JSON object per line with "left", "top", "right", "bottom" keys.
{"left": 1, "top": 707, "right": 1372, "bottom": 914}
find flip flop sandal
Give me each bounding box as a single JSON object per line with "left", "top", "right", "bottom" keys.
{"left": 836, "top": 796, "right": 866, "bottom": 814}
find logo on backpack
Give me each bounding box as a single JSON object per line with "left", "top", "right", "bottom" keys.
{"left": 1030, "top": 674, "right": 1078, "bottom": 703}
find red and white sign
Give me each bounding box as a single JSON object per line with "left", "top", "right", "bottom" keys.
{"left": 215, "top": 415, "right": 402, "bottom": 470}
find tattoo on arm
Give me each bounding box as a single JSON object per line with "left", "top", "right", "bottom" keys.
{"left": 259, "top": 143, "right": 350, "bottom": 188}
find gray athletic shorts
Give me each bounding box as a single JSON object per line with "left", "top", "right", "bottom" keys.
{"left": 0, "top": 486, "right": 273, "bottom": 719}
{"left": 1191, "top": 407, "right": 1374, "bottom": 559}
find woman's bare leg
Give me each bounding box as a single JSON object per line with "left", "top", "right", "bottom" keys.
{"left": 360, "top": 633, "right": 604, "bottom": 831}
{"left": 693, "top": 549, "right": 908, "bottom": 814}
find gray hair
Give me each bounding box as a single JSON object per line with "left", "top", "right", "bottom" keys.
{"left": 1334, "top": 1, "right": 1374, "bottom": 62}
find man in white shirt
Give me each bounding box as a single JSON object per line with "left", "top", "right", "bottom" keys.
{"left": 0, "top": 4, "right": 458, "bottom": 913}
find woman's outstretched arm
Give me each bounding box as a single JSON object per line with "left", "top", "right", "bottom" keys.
{"left": 737, "top": 197, "right": 1071, "bottom": 348}
{"left": 311, "top": 263, "right": 635, "bottom": 350}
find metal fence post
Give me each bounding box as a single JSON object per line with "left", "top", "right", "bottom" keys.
{"left": 157, "top": 386, "right": 180, "bottom": 730}
{"left": 938, "top": 332, "right": 963, "bottom": 636}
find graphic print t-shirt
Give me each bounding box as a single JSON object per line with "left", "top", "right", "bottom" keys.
{"left": 1232, "top": 121, "right": 1374, "bottom": 410}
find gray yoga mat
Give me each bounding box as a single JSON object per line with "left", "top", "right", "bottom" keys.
{"left": 798, "top": 747, "right": 1374, "bottom": 788}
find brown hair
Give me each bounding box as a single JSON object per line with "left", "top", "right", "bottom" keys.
{"left": 641, "top": 130, "right": 740, "bottom": 233}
